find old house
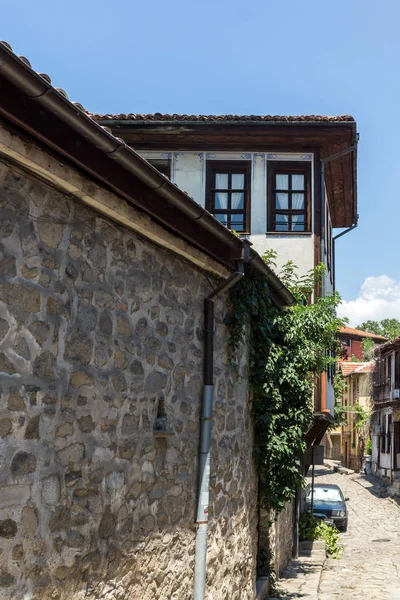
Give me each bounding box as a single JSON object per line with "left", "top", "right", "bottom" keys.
{"left": 0, "top": 42, "right": 296, "bottom": 600}
{"left": 372, "top": 338, "right": 400, "bottom": 486}
{"left": 323, "top": 327, "right": 385, "bottom": 462}
{"left": 338, "top": 326, "right": 387, "bottom": 361}
{"left": 339, "top": 361, "right": 374, "bottom": 471}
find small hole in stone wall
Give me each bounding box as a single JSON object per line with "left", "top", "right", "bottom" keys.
{"left": 153, "top": 397, "right": 174, "bottom": 438}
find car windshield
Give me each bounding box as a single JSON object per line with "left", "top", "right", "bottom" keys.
{"left": 307, "top": 487, "right": 343, "bottom": 503}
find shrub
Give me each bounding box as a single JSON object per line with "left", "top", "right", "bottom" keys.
{"left": 299, "top": 511, "right": 343, "bottom": 558}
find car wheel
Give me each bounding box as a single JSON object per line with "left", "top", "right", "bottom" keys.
{"left": 339, "top": 522, "right": 348, "bottom": 532}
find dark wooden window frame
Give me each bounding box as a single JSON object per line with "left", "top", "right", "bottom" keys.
{"left": 206, "top": 160, "right": 251, "bottom": 234}
{"left": 267, "top": 161, "right": 312, "bottom": 233}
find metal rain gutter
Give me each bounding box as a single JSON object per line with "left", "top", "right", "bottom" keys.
{"left": 194, "top": 242, "right": 251, "bottom": 600}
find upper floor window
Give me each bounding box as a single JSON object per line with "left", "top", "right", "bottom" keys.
{"left": 267, "top": 162, "right": 311, "bottom": 232}
{"left": 206, "top": 161, "right": 251, "bottom": 233}
{"left": 148, "top": 158, "right": 171, "bottom": 179}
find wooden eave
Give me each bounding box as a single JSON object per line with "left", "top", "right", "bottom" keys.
{"left": 102, "top": 121, "right": 358, "bottom": 229}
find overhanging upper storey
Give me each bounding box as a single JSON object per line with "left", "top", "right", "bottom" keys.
{"left": 92, "top": 113, "right": 358, "bottom": 229}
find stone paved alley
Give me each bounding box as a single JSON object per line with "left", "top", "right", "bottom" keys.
{"left": 273, "top": 466, "right": 400, "bottom": 599}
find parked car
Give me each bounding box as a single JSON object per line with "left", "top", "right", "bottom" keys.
{"left": 305, "top": 483, "right": 349, "bottom": 531}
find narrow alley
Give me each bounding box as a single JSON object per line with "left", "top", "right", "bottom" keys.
{"left": 274, "top": 466, "right": 400, "bottom": 599}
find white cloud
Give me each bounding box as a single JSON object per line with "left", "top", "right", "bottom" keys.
{"left": 338, "top": 275, "right": 400, "bottom": 327}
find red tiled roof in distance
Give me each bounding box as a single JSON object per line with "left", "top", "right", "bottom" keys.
{"left": 340, "top": 361, "right": 375, "bottom": 377}
{"left": 355, "top": 362, "right": 375, "bottom": 374}
{"left": 341, "top": 362, "right": 361, "bottom": 377}
{"left": 338, "top": 326, "right": 388, "bottom": 341}
{"left": 90, "top": 113, "right": 355, "bottom": 123}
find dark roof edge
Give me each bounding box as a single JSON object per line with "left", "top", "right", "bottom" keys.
{"left": 96, "top": 118, "right": 356, "bottom": 128}
{"left": 0, "top": 42, "right": 295, "bottom": 308}
{"left": 374, "top": 336, "right": 400, "bottom": 356}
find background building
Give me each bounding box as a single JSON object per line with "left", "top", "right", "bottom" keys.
{"left": 372, "top": 338, "right": 400, "bottom": 486}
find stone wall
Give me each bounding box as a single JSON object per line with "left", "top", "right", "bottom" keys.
{"left": 0, "top": 156, "right": 258, "bottom": 599}
{"left": 322, "top": 433, "right": 341, "bottom": 461}
{"left": 258, "top": 499, "right": 294, "bottom": 586}
{"left": 272, "top": 501, "right": 294, "bottom": 576}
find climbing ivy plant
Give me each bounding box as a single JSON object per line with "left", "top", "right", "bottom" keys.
{"left": 225, "top": 252, "right": 345, "bottom": 513}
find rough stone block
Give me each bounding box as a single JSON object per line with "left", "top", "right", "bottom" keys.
{"left": 11, "top": 452, "right": 37, "bottom": 476}
{"left": 70, "top": 371, "right": 93, "bottom": 388}
{"left": 0, "top": 418, "right": 12, "bottom": 437}
{"left": 65, "top": 329, "right": 93, "bottom": 365}
{"left": 0, "top": 317, "right": 9, "bottom": 342}
{"left": 56, "top": 443, "right": 85, "bottom": 466}
{"left": 38, "top": 221, "right": 63, "bottom": 249}
{"left": 77, "top": 415, "right": 94, "bottom": 433}
{"left": 0, "top": 572, "right": 15, "bottom": 587}
{"left": 0, "top": 352, "right": 16, "bottom": 375}
{"left": 7, "top": 393, "right": 25, "bottom": 411}
{"left": 99, "top": 507, "right": 116, "bottom": 539}
{"left": 0, "top": 519, "right": 17, "bottom": 538}
{"left": 24, "top": 416, "right": 40, "bottom": 439}
{"left": 0, "top": 282, "right": 40, "bottom": 313}
{"left": 145, "top": 371, "right": 167, "bottom": 394}
{"left": 33, "top": 351, "right": 56, "bottom": 380}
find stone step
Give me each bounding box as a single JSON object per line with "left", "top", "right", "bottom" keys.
{"left": 300, "top": 540, "right": 326, "bottom": 552}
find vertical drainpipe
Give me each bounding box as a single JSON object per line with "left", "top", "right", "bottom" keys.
{"left": 193, "top": 242, "right": 250, "bottom": 600}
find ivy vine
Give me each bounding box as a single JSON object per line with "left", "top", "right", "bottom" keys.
{"left": 225, "top": 253, "right": 345, "bottom": 513}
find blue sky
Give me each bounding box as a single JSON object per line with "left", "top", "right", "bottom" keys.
{"left": 2, "top": 0, "right": 399, "bottom": 324}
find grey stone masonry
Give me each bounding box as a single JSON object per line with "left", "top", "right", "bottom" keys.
{"left": 0, "top": 159, "right": 258, "bottom": 600}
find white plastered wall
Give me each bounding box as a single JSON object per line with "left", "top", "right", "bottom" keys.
{"left": 139, "top": 150, "right": 316, "bottom": 277}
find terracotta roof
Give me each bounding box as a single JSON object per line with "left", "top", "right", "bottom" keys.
{"left": 355, "top": 362, "right": 375, "bottom": 374}
{"left": 341, "top": 361, "right": 375, "bottom": 377}
{"left": 91, "top": 112, "right": 355, "bottom": 123}
{"left": 338, "top": 326, "right": 388, "bottom": 341}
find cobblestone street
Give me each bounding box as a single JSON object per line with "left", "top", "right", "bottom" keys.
{"left": 275, "top": 466, "right": 400, "bottom": 599}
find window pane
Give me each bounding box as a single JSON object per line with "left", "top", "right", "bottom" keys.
{"left": 276, "top": 193, "right": 288, "bottom": 209}
{"left": 292, "top": 215, "right": 305, "bottom": 231}
{"left": 231, "top": 214, "right": 245, "bottom": 231}
{"left": 276, "top": 174, "right": 288, "bottom": 189}
{"left": 292, "top": 193, "right": 304, "bottom": 210}
{"left": 231, "top": 174, "right": 245, "bottom": 189}
{"left": 215, "top": 174, "right": 229, "bottom": 189}
{"left": 231, "top": 192, "right": 244, "bottom": 209}
{"left": 275, "top": 214, "right": 288, "bottom": 231}
{"left": 292, "top": 174, "right": 304, "bottom": 190}
{"left": 215, "top": 213, "right": 228, "bottom": 226}
{"left": 215, "top": 192, "right": 228, "bottom": 209}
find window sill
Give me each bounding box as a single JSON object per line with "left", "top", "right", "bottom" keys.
{"left": 265, "top": 231, "right": 312, "bottom": 236}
